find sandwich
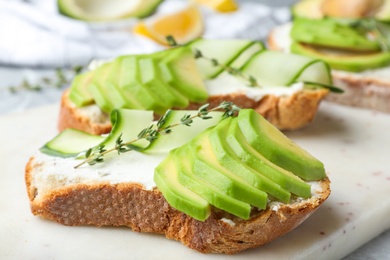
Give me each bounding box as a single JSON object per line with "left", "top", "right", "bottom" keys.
{"left": 267, "top": 0, "right": 390, "bottom": 113}
{"left": 58, "top": 38, "right": 337, "bottom": 135}
{"left": 25, "top": 104, "right": 331, "bottom": 254}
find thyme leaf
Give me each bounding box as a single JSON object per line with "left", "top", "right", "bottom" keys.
{"left": 6, "top": 66, "right": 84, "bottom": 94}
{"left": 350, "top": 18, "right": 390, "bottom": 52}
{"left": 74, "top": 102, "right": 240, "bottom": 169}
{"left": 165, "top": 35, "right": 261, "bottom": 88}
{"left": 192, "top": 48, "right": 262, "bottom": 88}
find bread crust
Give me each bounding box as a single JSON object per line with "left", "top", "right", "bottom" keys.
{"left": 25, "top": 156, "right": 331, "bottom": 254}
{"left": 327, "top": 72, "right": 390, "bottom": 112}
{"left": 58, "top": 91, "right": 111, "bottom": 135}
{"left": 268, "top": 26, "right": 390, "bottom": 113}
{"left": 58, "top": 87, "right": 328, "bottom": 135}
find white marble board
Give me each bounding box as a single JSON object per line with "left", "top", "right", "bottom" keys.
{"left": 0, "top": 101, "right": 389, "bottom": 259}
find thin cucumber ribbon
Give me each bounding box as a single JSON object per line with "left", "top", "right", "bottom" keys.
{"left": 40, "top": 109, "right": 223, "bottom": 158}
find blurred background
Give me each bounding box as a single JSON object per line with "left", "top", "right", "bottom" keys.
{"left": 0, "top": 0, "right": 295, "bottom": 114}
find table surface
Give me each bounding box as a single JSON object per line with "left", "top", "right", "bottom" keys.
{"left": 1, "top": 0, "right": 390, "bottom": 258}
{"left": 1, "top": 66, "right": 390, "bottom": 259}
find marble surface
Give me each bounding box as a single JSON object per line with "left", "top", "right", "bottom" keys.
{"left": 1, "top": 0, "right": 389, "bottom": 258}
{"left": 0, "top": 84, "right": 389, "bottom": 258}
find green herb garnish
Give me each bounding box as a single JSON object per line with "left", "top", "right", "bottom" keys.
{"left": 166, "top": 35, "right": 261, "bottom": 88}
{"left": 192, "top": 48, "right": 261, "bottom": 88}
{"left": 6, "top": 66, "right": 84, "bottom": 94}
{"left": 350, "top": 18, "right": 390, "bottom": 52}
{"left": 74, "top": 101, "right": 240, "bottom": 169}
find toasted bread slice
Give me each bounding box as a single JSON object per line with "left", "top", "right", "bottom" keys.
{"left": 58, "top": 86, "right": 328, "bottom": 135}
{"left": 25, "top": 154, "right": 331, "bottom": 254}
{"left": 268, "top": 24, "right": 390, "bottom": 113}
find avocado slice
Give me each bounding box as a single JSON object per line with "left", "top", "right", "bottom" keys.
{"left": 291, "top": 41, "right": 390, "bottom": 72}
{"left": 154, "top": 154, "right": 211, "bottom": 221}
{"left": 237, "top": 109, "right": 326, "bottom": 181}
{"left": 68, "top": 71, "right": 94, "bottom": 107}
{"left": 174, "top": 148, "right": 251, "bottom": 220}
{"left": 138, "top": 57, "right": 189, "bottom": 109}
{"left": 102, "top": 61, "right": 131, "bottom": 110}
{"left": 187, "top": 129, "right": 268, "bottom": 210}
{"left": 209, "top": 118, "right": 292, "bottom": 203}
{"left": 58, "top": 0, "right": 162, "bottom": 21}
{"left": 88, "top": 62, "right": 126, "bottom": 113}
{"left": 226, "top": 119, "right": 311, "bottom": 198}
{"left": 291, "top": 18, "right": 381, "bottom": 52}
{"left": 159, "top": 47, "right": 208, "bottom": 103}
{"left": 117, "top": 56, "right": 167, "bottom": 114}
{"left": 106, "top": 56, "right": 145, "bottom": 110}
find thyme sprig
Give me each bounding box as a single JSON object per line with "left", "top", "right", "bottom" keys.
{"left": 7, "top": 66, "right": 83, "bottom": 94}
{"left": 193, "top": 49, "right": 260, "bottom": 88}
{"left": 350, "top": 18, "right": 390, "bottom": 52}
{"left": 166, "top": 35, "right": 261, "bottom": 88}
{"left": 74, "top": 101, "right": 240, "bottom": 169}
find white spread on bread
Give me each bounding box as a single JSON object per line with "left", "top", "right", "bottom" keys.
{"left": 77, "top": 103, "right": 110, "bottom": 123}
{"left": 32, "top": 152, "right": 165, "bottom": 200}
{"left": 32, "top": 151, "right": 324, "bottom": 206}
{"left": 205, "top": 73, "right": 305, "bottom": 101}
{"left": 269, "top": 180, "right": 324, "bottom": 212}
{"left": 271, "top": 23, "right": 294, "bottom": 53}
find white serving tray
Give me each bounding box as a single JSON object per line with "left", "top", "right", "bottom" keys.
{"left": 1, "top": 101, "right": 389, "bottom": 259}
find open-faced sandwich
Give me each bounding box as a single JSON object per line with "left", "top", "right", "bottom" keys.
{"left": 268, "top": 0, "right": 390, "bottom": 113}
{"left": 26, "top": 103, "right": 331, "bottom": 254}
{"left": 59, "top": 38, "right": 338, "bottom": 135}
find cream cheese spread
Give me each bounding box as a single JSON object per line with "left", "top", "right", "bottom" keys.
{"left": 33, "top": 150, "right": 323, "bottom": 210}
{"left": 32, "top": 151, "right": 165, "bottom": 200}
{"left": 269, "top": 180, "right": 323, "bottom": 212}
{"left": 206, "top": 73, "right": 304, "bottom": 101}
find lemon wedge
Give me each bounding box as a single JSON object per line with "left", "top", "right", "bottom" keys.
{"left": 58, "top": 0, "right": 162, "bottom": 21}
{"left": 134, "top": 5, "right": 204, "bottom": 45}
{"left": 193, "top": 0, "right": 238, "bottom": 12}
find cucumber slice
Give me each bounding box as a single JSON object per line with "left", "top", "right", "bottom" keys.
{"left": 40, "top": 109, "right": 154, "bottom": 158}
{"left": 228, "top": 41, "right": 265, "bottom": 69}
{"left": 40, "top": 129, "right": 104, "bottom": 158}
{"left": 100, "top": 109, "right": 154, "bottom": 150}
{"left": 241, "top": 50, "right": 332, "bottom": 87}
{"left": 145, "top": 110, "right": 224, "bottom": 154}
{"left": 189, "top": 39, "right": 260, "bottom": 79}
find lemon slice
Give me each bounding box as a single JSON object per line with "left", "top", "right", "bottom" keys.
{"left": 193, "top": 0, "right": 238, "bottom": 12}
{"left": 58, "top": 0, "right": 162, "bottom": 21}
{"left": 134, "top": 5, "right": 204, "bottom": 45}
